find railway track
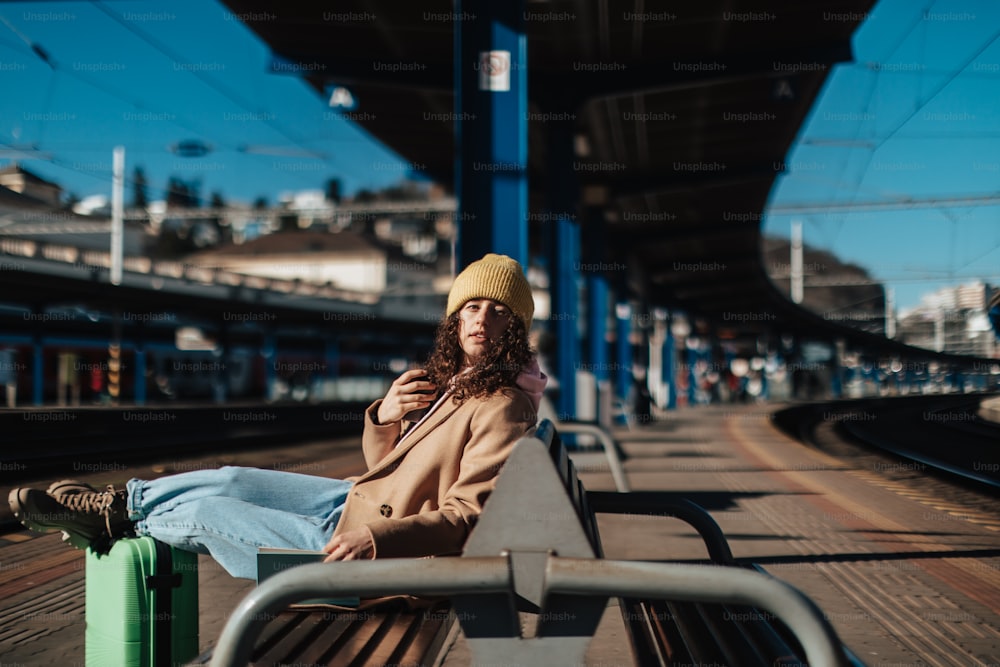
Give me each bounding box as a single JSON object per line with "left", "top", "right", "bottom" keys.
{"left": 773, "top": 393, "right": 999, "bottom": 491}
{"left": 772, "top": 393, "right": 999, "bottom": 526}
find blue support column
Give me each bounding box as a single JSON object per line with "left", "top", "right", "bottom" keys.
{"left": 830, "top": 340, "right": 844, "bottom": 399}
{"left": 549, "top": 215, "right": 580, "bottom": 420}
{"left": 759, "top": 356, "right": 769, "bottom": 401}
{"left": 664, "top": 324, "right": 676, "bottom": 410}
{"left": 546, "top": 119, "right": 581, "bottom": 420}
{"left": 263, "top": 334, "right": 277, "bottom": 401}
{"left": 134, "top": 345, "right": 146, "bottom": 405}
{"left": 588, "top": 273, "right": 609, "bottom": 412}
{"left": 615, "top": 303, "right": 632, "bottom": 405}
{"left": 455, "top": 0, "right": 528, "bottom": 268}
{"left": 325, "top": 339, "right": 340, "bottom": 380}
{"left": 323, "top": 337, "right": 340, "bottom": 401}
{"left": 32, "top": 334, "right": 43, "bottom": 406}
{"left": 687, "top": 344, "right": 698, "bottom": 405}
{"left": 580, "top": 194, "right": 615, "bottom": 425}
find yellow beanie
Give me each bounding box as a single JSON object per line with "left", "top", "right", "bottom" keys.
{"left": 446, "top": 253, "right": 534, "bottom": 325}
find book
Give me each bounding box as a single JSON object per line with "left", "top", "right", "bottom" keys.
{"left": 256, "top": 547, "right": 360, "bottom": 607}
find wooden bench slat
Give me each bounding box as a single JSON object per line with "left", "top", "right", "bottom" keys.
{"left": 251, "top": 611, "right": 353, "bottom": 666}
{"left": 298, "top": 611, "right": 375, "bottom": 666}
{"left": 351, "top": 605, "right": 447, "bottom": 667}
{"left": 378, "top": 603, "right": 452, "bottom": 667}
{"left": 250, "top": 612, "right": 313, "bottom": 663}
{"left": 326, "top": 609, "right": 403, "bottom": 667}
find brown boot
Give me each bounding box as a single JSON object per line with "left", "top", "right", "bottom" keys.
{"left": 46, "top": 479, "right": 98, "bottom": 496}
{"left": 9, "top": 484, "right": 133, "bottom": 554}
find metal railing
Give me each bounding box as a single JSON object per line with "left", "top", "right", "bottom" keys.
{"left": 208, "top": 553, "right": 851, "bottom": 667}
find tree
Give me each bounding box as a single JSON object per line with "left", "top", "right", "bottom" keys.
{"left": 326, "top": 178, "right": 342, "bottom": 204}
{"left": 165, "top": 177, "right": 191, "bottom": 209}
{"left": 131, "top": 166, "right": 148, "bottom": 208}
{"left": 353, "top": 188, "right": 376, "bottom": 203}
{"left": 165, "top": 176, "right": 202, "bottom": 209}
{"left": 203, "top": 191, "right": 228, "bottom": 245}
{"left": 62, "top": 191, "right": 80, "bottom": 211}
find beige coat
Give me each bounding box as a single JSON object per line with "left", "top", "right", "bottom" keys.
{"left": 332, "top": 387, "right": 537, "bottom": 558}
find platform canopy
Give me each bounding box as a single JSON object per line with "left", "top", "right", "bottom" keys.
{"left": 216, "top": 0, "right": 983, "bottom": 363}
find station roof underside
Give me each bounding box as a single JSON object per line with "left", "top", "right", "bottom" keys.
{"left": 219, "top": 0, "right": 985, "bottom": 364}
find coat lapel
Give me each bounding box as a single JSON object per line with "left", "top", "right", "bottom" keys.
{"left": 362, "top": 396, "right": 463, "bottom": 478}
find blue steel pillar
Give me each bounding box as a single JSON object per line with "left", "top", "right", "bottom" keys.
{"left": 687, "top": 342, "right": 699, "bottom": 405}
{"left": 32, "top": 332, "right": 43, "bottom": 406}
{"left": 134, "top": 344, "right": 146, "bottom": 405}
{"left": 455, "top": 1, "right": 528, "bottom": 269}
{"left": 263, "top": 334, "right": 277, "bottom": 401}
{"left": 548, "top": 216, "right": 580, "bottom": 419}
{"left": 588, "top": 274, "right": 610, "bottom": 420}
{"left": 664, "top": 321, "right": 676, "bottom": 410}
{"left": 615, "top": 303, "right": 632, "bottom": 408}
{"left": 325, "top": 339, "right": 339, "bottom": 380}
{"left": 581, "top": 199, "right": 611, "bottom": 424}
{"left": 546, "top": 120, "right": 580, "bottom": 420}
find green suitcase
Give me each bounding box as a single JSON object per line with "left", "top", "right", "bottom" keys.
{"left": 85, "top": 537, "right": 199, "bottom": 667}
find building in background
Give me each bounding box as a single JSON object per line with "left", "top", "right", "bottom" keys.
{"left": 896, "top": 282, "right": 997, "bottom": 358}
{"left": 0, "top": 164, "right": 62, "bottom": 208}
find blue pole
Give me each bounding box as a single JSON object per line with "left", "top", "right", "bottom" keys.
{"left": 263, "top": 334, "right": 277, "bottom": 401}
{"left": 32, "top": 334, "right": 43, "bottom": 406}
{"left": 664, "top": 325, "right": 676, "bottom": 410}
{"left": 455, "top": 0, "right": 528, "bottom": 269}
{"left": 546, "top": 118, "right": 580, "bottom": 421}
{"left": 687, "top": 344, "right": 698, "bottom": 406}
{"left": 615, "top": 303, "right": 632, "bottom": 404}
{"left": 547, "top": 215, "right": 579, "bottom": 420}
{"left": 588, "top": 274, "right": 609, "bottom": 384}
{"left": 325, "top": 339, "right": 339, "bottom": 379}
{"left": 582, "top": 200, "right": 611, "bottom": 424}
{"left": 134, "top": 345, "right": 146, "bottom": 405}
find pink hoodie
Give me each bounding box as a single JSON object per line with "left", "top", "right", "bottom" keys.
{"left": 515, "top": 356, "right": 548, "bottom": 413}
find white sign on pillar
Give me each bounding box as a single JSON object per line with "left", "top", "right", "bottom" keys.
{"left": 478, "top": 50, "right": 511, "bottom": 92}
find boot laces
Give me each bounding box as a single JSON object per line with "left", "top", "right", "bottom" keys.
{"left": 60, "top": 485, "right": 121, "bottom": 513}
{"left": 59, "top": 485, "right": 126, "bottom": 538}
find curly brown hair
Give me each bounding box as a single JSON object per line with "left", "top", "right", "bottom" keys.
{"left": 423, "top": 311, "right": 534, "bottom": 402}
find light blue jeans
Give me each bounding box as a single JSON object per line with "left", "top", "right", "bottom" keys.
{"left": 126, "top": 466, "right": 352, "bottom": 579}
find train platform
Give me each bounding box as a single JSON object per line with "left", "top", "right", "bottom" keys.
{"left": 1, "top": 403, "right": 998, "bottom": 666}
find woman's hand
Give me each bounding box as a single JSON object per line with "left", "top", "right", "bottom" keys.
{"left": 375, "top": 368, "right": 437, "bottom": 424}
{"left": 323, "top": 527, "right": 375, "bottom": 561}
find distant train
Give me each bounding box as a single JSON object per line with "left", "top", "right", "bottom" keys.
{"left": 0, "top": 316, "right": 435, "bottom": 406}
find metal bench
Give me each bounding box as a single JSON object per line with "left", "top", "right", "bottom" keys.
{"left": 220, "top": 600, "right": 452, "bottom": 666}
{"left": 538, "top": 394, "right": 631, "bottom": 491}
{"left": 209, "top": 420, "right": 860, "bottom": 666}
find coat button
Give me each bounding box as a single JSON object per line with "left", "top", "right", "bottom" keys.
{"left": 379, "top": 504, "right": 393, "bottom": 518}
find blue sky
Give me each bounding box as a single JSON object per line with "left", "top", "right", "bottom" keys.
{"left": 0, "top": 0, "right": 997, "bottom": 313}
{"left": 763, "top": 0, "right": 1000, "bottom": 312}
{"left": 0, "top": 0, "right": 409, "bottom": 204}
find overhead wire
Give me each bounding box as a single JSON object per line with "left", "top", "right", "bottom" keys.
{"left": 775, "top": 1, "right": 1000, "bottom": 312}
{"left": 0, "top": 34, "right": 236, "bottom": 199}
{"left": 91, "top": 1, "right": 333, "bottom": 165}
{"left": 0, "top": 5, "right": 338, "bottom": 201}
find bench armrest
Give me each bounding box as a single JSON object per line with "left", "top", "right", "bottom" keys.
{"left": 209, "top": 557, "right": 512, "bottom": 667}
{"left": 545, "top": 558, "right": 852, "bottom": 667}
{"left": 586, "top": 490, "right": 735, "bottom": 564}
{"left": 552, "top": 422, "right": 630, "bottom": 492}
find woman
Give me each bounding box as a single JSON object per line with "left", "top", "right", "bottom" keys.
{"left": 9, "top": 253, "right": 546, "bottom": 579}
